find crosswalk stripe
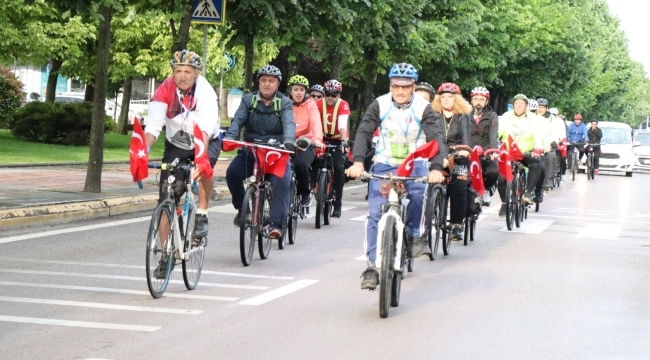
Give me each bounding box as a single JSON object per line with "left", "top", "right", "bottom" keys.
{"left": 0, "top": 268, "right": 268, "bottom": 290}
{"left": 0, "top": 296, "right": 202, "bottom": 314}
{"left": 0, "top": 281, "right": 238, "bottom": 301}
{"left": 0, "top": 315, "right": 159, "bottom": 332}
{"left": 499, "top": 219, "right": 554, "bottom": 234}
{"left": 240, "top": 280, "right": 318, "bottom": 305}
{"left": 577, "top": 223, "right": 623, "bottom": 240}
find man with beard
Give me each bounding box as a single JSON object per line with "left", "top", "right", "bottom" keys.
{"left": 468, "top": 86, "right": 499, "bottom": 206}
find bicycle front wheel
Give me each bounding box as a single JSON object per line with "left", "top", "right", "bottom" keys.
{"left": 427, "top": 187, "right": 443, "bottom": 260}
{"left": 240, "top": 187, "right": 257, "bottom": 266}
{"left": 391, "top": 229, "right": 406, "bottom": 307}
{"left": 182, "top": 200, "right": 204, "bottom": 290}
{"left": 315, "top": 173, "right": 326, "bottom": 229}
{"left": 379, "top": 216, "right": 396, "bottom": 318}
{"left": 463, "top": 217, "right": 469, "bottom": 246}
{"left": 287, "top": 181, "right": 299, "bottom": 245}
{"left": 505, "top": 181, "right": 515, "bottom": 231}
{"left": 442, "top": 195, "right": 452, "bottom": 256}
{"left": 323, "top": 172, "right": 332, "bottom": 225}
{"left": 146, "top": 203, "right": 174, "bottom": 299}
{"left": 572, "top": 157, "right": 577, "bottom": 181}
{"left": 258, "top": 186, "right": 273, "bottom": 260}
{"left": 469, "top": 216, "right": 476, "bottom": 241}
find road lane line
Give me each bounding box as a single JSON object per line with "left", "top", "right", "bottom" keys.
{"left": 0, "top": 315, "right": 159, "bottom": 332}
{"left": 0, "top": 258, "right": 294, "bottom": 280}
{"left": 0, "top": 217, "right": 151, "bottom": 244}
{"left": 0, "top": 296, "right": 202, "bottom": 315}
{"left": 0, "top": 269, "right": 268, "bottom": 290}
{"left": 577, "top": 223, "right": 624, "bottom": 240}
{"left": 0, "top": 281, "right": 237, "bottom": 301}
{"left": 355, "top": 255, "right": 366, "bottom": 261}
{"left": 499, "top": 219, "right": 554, "bottom": 234}
{"left": 304, "top": 206, "right": 355, "bottom": 219}
{"left": 239, "top": 280, "right": 318, "bottom": 305}
{"left": 348, "top": 215, "right": 366, "bottom": 222}
{"left": 528, "top": 214, "right": 650, "bottom": 225}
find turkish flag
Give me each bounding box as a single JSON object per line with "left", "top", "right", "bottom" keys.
{"left": 507, "top": 135, "right": 524, "bottom": 161}
{"left": 129, "top": 120, "right": 148, "bottom": 183}
{"left": 255, "top": 146, "right": 291, "bottom": 178}
{"left": 557, "top": 137, "right": 567, "bottom": 157}
{"left": 396, "top": 141, "right": 439, "bottom": 176}
{"left": 222, "top": 139, "right": 247, "bottom": 152}
{"left": 193, "top": 124, "right": 214, "bottom": 179}
{"left": 469, "top": 150, "right": 485, "bottom": 196}
{"left": 497, "top": 151, "right": 513, "bottom": 182}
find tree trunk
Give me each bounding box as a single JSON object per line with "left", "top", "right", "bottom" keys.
{"left": 220, "top": 86, "right": 228, "bottom": 121}
{"left": 361, "top": 49, "right": 378, "bottom": 113}
{"left": 171, "top": 0, "right": 195, "bottom": 53}
{"left": 84, "top": 83, "right": 95, "bottom": 102}
{"left": 329, "top": 55, "right": 340, "bottom": 80}
{"left": 84, "top": 4, "right": 113, "bottom": 194}
{"left": 45, "top": 59, "right": 62, "bottom": 102}
{"left": 116, "top": 77, "right": 132, "bottom": 135}
{"left": 243, "top": 35, "right": 255, "bottom": 93}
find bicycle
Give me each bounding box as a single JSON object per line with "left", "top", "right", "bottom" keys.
{"left": 145, "top": 159, "right": 205, "bottom": 299}
{"left": 313, "top": 144, "right": 338, "bottom": 229}
{"left": 585, "top": 142, "right": 603, "bottom": 180}
{"left": 281, "top": 160, "right": 299, "bottom": 249}
{"left": 568, "top": 142, "right": 584, "bottom": 181}
{"left": 362, "top": 172, "right": 428, "bottom": 318}
{"left": 424, "top": 183, "right": 446, "bottom": 262}
{"left": 439, "top": 145, "right": 472, "bottom": 252}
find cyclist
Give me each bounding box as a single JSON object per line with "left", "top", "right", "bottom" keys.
{"left": 225, "top": 65, "right": 296, "bottom": 239}
{"left": 433, "top": 82, "right": 471, "bottom": 241}
{"left": 536, "top": 98, "right": 556, "bottom": 194}
{"left": 548, "top": 107, "right": 567, "bottom": 181}
{"left": 468, "top": 86, "right": 499, "bottom": 206}
{"left": 415, "top": 82, "right": 436, "bottom": 102}
{"left": 557, "top": 114, "right": 569, "bottom": 180}
{"left": 316, "top": 79, "right": 351, "bottom": 218}
{"left": 345, "top": 63, "right": 446, "bottom": 290}
{"left": 587, "top": 119, "right": 603, "bottom": 175}
{"left": 309, "top": 84, "right": 325, "bottom": 100}
{"left": 497, "top": 94, "right": 544, "bottom": 217}
{"left": 287, "top": 75, "right": 325, "bottom": 206}
{"left": 567, "top": 114, "right": 588, "bottom": 171}
{"left": 145, "top": 50, "right": 220, "bottom": 244}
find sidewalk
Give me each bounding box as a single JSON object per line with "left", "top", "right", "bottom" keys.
{"left": 0, "top": 160, "right": 232, "bottom": 229}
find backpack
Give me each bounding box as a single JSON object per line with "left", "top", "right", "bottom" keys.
{"left": 466, "top": 187, "right": 483, "bottom": 217}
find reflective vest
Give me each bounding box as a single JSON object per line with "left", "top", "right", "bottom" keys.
{"left": 322, "top": 98, "right": 341, "bottom": 139}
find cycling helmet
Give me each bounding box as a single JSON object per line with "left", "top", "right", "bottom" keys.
{"left": 591, "top": 119, "right": 599, "bottom": 124}
{"left": 470, "top": 86, "right": 490, "bottom": 98}
{"left": 170, "top": 49, "right": 202, "bottom": 69}
{"left": 438, "top": 82, "right": 461, "bottom": 94}
{"left": 573, "top": 114, "right": 583, "bottom": 120}
{"left": 537, "top": 98, "right": 549, "bottom": 107}
{"left": 527, "top": 99, "right": 539, "bottom": 111}
{"left": 512, "top": 94, "right": 528, "bottom": 103}
{"left": 257, "top": 65, "right": 282, "bottom": 81}
{"left": 309, "top": 84, "right": 325, "bottom": 95}
{"left": 324, "top": 80, "right": 343, "bottom": 93}
{"left": 388, "top": 63, "right": 418, "bottom": 81}
{"left": 415, "top": 82, "right": 435, "bottom": 100}
{"left": 549, "top": 107, "right": 559, "bottom": 115}
{"left": 288, "top": 75, "right": 309, "bottom": 89}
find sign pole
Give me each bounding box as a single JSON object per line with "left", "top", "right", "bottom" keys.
{"left": 219, "top": 71, "right": 224, "bottom": 113}
{"left": 202, "top": 25, "right": 208, "bottom": 76}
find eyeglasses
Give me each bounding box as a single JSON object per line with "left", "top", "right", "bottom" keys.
{"left": 311, "top": 94, "right": 323, "bottom": 99}
{"left": 325, "top": 93, "right": 339, "bottom": 98}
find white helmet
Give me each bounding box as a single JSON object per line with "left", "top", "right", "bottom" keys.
{"left": 528, "top": 99, "right": 539, "bottom": 111}
{"left": 549, "top": 107, "right": 559, "bottom": 115}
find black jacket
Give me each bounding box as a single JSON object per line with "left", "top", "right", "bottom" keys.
{"left": 588, "top": 127, "right": 602, "bottom": 145}
{"left": 443, "top": 113, "right": 470, "bottom": 150}
{"left": 468, "top": 107, "right": 498, "bottom": 150}
{"left": 225, "top": 91, "right": 296, "bottom": 144}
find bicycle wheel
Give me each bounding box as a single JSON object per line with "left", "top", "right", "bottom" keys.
{"left": 240, "top": 187, "right": 257, "bottom": 266}
{"left": 379, "top": 216, "right": 396, "bottom": 318}
{"left": 258, "top": 186, "right": 273, "bottom": 259}
{"left": 323, "top": 172, "right": 332, "bottom": 225}
{"left": 442, "top": 196, "right": 452, "bottom": 256}
{"left": 589, "top": 154, "right": 595, "bottom": 180}
{"left": 287, "top": 182, "right": 299, "bottom": 245}
{"left": 463, "top": 217, "right": 469, "bottom": 246}
{"left": 315, "top": 172, "right": 326, "bottom": 229}
{"left": 146, "top": 202, "right": 174, "bottom": 299}
{"left": 505, "top": 181, "right": 515, "bottom": 231}
{"left": 535, "top": 201, "right": 540, "bottom": 213}
{"left": 427, "top": 187, "right": 443, "bottom": 261}
{"left": 515, "top": 174, "right": 523, "bottom": 228}
{"left": 572, "top": 156, "right": 577, "bottom": 181}
{"left": 391, "top": 230, "right": 406, "bottom": 307}
{"left": 469, "top": 216, "right": 476, "bottom": 241}
{"left": 182, "top": 199, "right": 204, "bottom": 290}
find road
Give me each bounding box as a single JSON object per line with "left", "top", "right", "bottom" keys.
{"left": 1, "top": 173, "right": 649, "bottom": 359}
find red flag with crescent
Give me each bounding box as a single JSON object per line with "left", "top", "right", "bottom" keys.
{"left": 129, "top": 120, "right": 148, "bottom": 183}
{"left": 396, "top": 141, "right": 439, "bottom": 176}
{"left": 193, "top": 124, "right": 214, "bottom": 179}
{"left": 469, "top": 150, "right": 485, "bottom": 195}
{"left": 501, "top": 135, "right": 524, "bottom": 161}
{"left": 222, "top": 139, "right": 248, "bottom": 152}
{"left": 557, "top": 137, "right": 567, "bottom": 157}
{"left": 497, "top": 150, "right": 513, "bottom": 182}
{"left": 255, "top": 146, "right": 291, "bottom": 178}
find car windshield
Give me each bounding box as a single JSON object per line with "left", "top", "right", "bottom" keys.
{"left": 601, "top": 127, "right": 631, "bottom": 145}
{"left": 635, "top": 133, "right": 650, "bottom": 146}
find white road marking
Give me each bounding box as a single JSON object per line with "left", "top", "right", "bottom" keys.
{"left": 240, "top": 280, "right": 318, "bottom": 305}
{"left": 355, "top": 255, "right": 366, "bottom": 261}
{"left": 0, "top": 258, "right": 294, "bottom": 280}
{"left": 0, "top": 217, "right": 151, "bottom": 245}
{"left": 207, "top": 204, "right": 238, "bottom": 214}
{"left": 577, "top": 223, "right": 624, "bottom": 240}
{"left": 528, "top": 214, "right": 650, "bottom": 225}
{"left": 304, "top": 206, "right": 355, "bottom": 219}
{"left": 483, "top": 205, "right": 502, "bottom": 214}
{"left": 0, "top": 296, "right": 202, "bottom": 315}
{"left": 0, "top": 269, "right": 268, "bottom": 290}
{"left": 0, "top": 315, "right": 159, "bottom": 332}
{"left": 348, "top": 215, "right": 366, "bottom": 222}
{"left": 0, "top": 281, "right": 237, "bottom": 301}
{"left": 499, "top": 219, "right": 554, "bottom": 234}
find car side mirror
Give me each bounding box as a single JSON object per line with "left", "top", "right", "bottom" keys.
{"left": 633, "top": 141, "right": 642, "bottom": 147}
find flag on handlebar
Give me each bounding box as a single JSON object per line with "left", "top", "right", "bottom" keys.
{"left": 497, "top": 151, "right": 513, "bottom": 182}
{"left": 395, "top": 141, "right": 439, "bottom": 176}
{"left": 129, "top": 120, "right": 148, "bottom": 183}
{"left": 500, "top": 135, "right": 524, "bottom": 161}
{"left": 255, "top": 146, "right": 291, "bottom": 178}
{"left": 222, "top": 139, "right": 246, "bottom": 152}
{"left": 557, "top": 137, "right": 567, "bottom": 157}
{"left": 193, "top": 124, "right": 214, "bottom": 179}
{"left": 469, "top": 150, "right": 485, "bottom": 195}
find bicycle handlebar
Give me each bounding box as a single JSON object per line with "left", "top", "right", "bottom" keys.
{"left": 361, "top": 172, "right": 428, "bottom": 182}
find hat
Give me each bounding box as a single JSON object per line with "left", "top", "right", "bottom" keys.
{"left": 391, "top": 77, "right": 416, "bottom": 86}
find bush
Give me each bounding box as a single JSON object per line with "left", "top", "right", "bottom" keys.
{"left": 9, "top": 101, "right": 114, "bottom": 146}
{"left": 0, "top": 67, "right": 25, "bottom": 128}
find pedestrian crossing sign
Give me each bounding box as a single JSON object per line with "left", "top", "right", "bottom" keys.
{"left": 191, "top": 0, "right": 226, "bottom": 25}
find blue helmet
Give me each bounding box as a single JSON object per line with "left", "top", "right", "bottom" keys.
{"left": 388, "top": 63, "right": 418, "bottom": 81}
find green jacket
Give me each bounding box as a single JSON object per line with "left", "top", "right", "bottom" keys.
{"left": 498, "top": 110, "right": 544, "bottom": 153}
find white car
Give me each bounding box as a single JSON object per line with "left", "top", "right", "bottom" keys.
{"left": 588, "top": 121, "right": 635, "bottom": 177}
{"left": 55, "top": 92, "right": 144, "bottom": 125}
{"left": 633, "top": 131, "right": 650, "bottom": 171}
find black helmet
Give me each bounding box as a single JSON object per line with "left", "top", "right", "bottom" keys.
{"left": 415, "top": 82, "right": 435, "bottom": 101}
{"left": 537, "top": 98, "right": 549, "bottom": 107}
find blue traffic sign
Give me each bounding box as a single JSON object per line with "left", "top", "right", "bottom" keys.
{"left": 223, "top": 54, "right": 236, "bottom": 72}
{"left": 191, "top": 0, "right": 226, "bottom": 25}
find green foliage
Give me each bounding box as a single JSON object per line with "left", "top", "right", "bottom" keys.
{"left": 9, "top": 101, "right": 113, "bottom": 146}
{"left": 0, "top": 67, "right": 25, "bottom": 128}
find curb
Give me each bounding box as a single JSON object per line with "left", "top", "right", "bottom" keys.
{"left": 0, "top": 158, "right": 234, "bottom": 168}
{"left": 0, "top": 187, "right": 232, "bottom": 230}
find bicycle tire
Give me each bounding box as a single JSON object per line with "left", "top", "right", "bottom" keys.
{"left": 427, "top": 187, "right": 442, "bottom": 261}
{"left": 505, "top": 181, "right": 515, "bottom": 231}
{"left": 515, "top": 174, "right": 523, "bottom": 228}
{"left": 535, "top": 201, "right": 539, "bottom": 213}
{"left": 379, "top": 216, "right": 396, "bottom": 318}
{"left": 470, "top": 216, "right": 476, "bottom": 241}
{"left": 463, "top": 217, "right": 469, "bottom": 246}
{"left": 589, "top": 154, "right": 595, "bottom": 180}
{"left": 442, "top": 195, "right": 452, "bottom": 256}
{"left": 391, "top": 231, "right": 406, "bottom": 307}
{"left": 182, "top": 199, "right": 204, "bottom": 290}
{"left": 407, "top": 256, "right": 414, "bottom": 272}
{"left": 315, "top": 172, "right": 326, "bottom": 229}
{"left": 323, "top": 172, "right": 332, "bottom": 225}
{"left": 572, "top": 157, "right": 577, "bottom": 181}
{"left": 258, "top": 186, "right": 273, "bottom": 259}
{"left": 240, "top": 187, "right": 257, "bottom": 266}
{"left": 146, "top": 203, "right": 174, "bottom": 299}
{"left": 288, "top": 181, "right": 299, "bottom": 245}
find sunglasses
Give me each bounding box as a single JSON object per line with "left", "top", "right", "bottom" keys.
{"left": 311, "top": 94, "right": 323, "bottom": 99}
{"left": 325, "top": 93, "right": 339, "bottom": 98}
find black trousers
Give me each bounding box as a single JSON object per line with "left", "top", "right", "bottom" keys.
{"left": 447, "top": 157, "right": 468, "bottom": 225}
{"left": 324, "top": 139, "right": 345, "bottom": 207}
{"left": 497, "top": 155, "right": 543, "bottom": 201}
{"left": 293, "top": 147, "right": 315, "bottom": 197}
{"left": 587, "top": 145, "right": 601, "bottom": 169}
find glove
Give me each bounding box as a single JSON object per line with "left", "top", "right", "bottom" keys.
{"left": 341, "top": 140, "right": 350, "bottom": 150}
{"left": 283, "top": 142, "right": 296, "bottom": 153}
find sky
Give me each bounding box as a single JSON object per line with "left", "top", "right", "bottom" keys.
{"left": 606, "top": 0, "right": 650, "bottom": 77}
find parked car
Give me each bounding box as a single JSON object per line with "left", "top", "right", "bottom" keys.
{"left": 54, "top": 92, "right": 144, "bottom": 125}
{"left": 580, "top": 121, "right": 636, "bottom": 177}
{"left": 633, "top": 130, "right": 650, "bottom": 171}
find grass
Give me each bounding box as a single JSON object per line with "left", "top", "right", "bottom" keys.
{"left": 0, "top": 129, "right": 235, "bottom": 165}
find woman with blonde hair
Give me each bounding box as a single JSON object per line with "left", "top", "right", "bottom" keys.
{"left": 433, "top": 82, "right": 472, "bottom": 241}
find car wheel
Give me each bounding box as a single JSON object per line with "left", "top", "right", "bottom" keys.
{"left": 626, "top": 171, "right": 633, "bottom": 177}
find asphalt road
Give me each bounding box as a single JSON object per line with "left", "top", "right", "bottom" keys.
{"left": 1, "top": 173, "right": 649, "bottom": 359}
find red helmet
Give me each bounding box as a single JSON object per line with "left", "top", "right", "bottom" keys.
{"left": 573, "top": 114, "right": 583, "bottom": 120}
{"left": 324, "top": 80, "right": 342, "bottom": 93}
{"left": 438, "top": 82, "right": 461, "bottom": 94}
